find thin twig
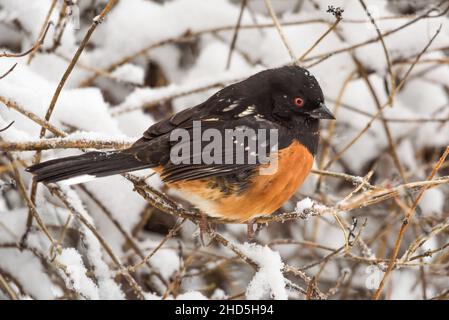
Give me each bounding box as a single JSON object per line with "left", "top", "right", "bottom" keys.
{"left": 0, "top": 137, "right": 132, "bottom": 152}
{"left": 263, "top": 0, "right": 297, "bottom": 61}
{"left": 127, "top": 219, "right": 186, "bottom": 272}
{"left": 26, "top": 0, "right": 118, "bottom": 246}
{"left": 359, "top": 0, "right": 396, "bottom": 101}
{"left": 27, "top": 0, "right": 58, "bottom": 64}
{"left": 0, "top": 273, "right": 18, "bottom": 300}
{"left": 372, "top": 146, "right": 449, "bottom": 299}
{"left": 226, "top": 0, "right": 247, "bottom": 70}
{"left": 297, "top": 17, "right": 342, "bottom": 62}
{"left": 6, "top": 154, "right": 56, "bottom": 244}
{"left": 0, "top": 121, "right": 14, "bottom": 133}
{"left": 48, "top": 184, "right": 146, "bottom": 300}
{"left": 324, "top": 25, "right": 442, "bottom": 170}
{"left": 0, "top": 63, "right": 17, "bottom": 80}
{"left": 0, "top": 96, "right": 66, "bottom": 137}
{"left": 0, "top": 22, "right": 52, "bottom": 58}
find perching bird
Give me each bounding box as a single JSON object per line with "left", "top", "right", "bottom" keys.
{"left": 27, "top": 65, "right": 334, "bottom": 226}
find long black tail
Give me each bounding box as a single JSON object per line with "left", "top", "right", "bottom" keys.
{"left": 27, "top": 151, "right": 151, "bottom": 183}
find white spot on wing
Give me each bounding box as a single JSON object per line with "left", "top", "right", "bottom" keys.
{"left": 237, "top": 105, "right": 256, "bottom": 117}
{"left": 235, "top": 125, "right": 250, "bottom": 131}
{"left": 223, "top": 103, "right": 239, "bottom": 112}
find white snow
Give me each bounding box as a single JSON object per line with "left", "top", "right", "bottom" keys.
{"left": 237, "top": 242, "right": 287, "bottom": 300}
{"left": 59, "top": 186, "right": 126, "bottom": 299}
{"left": 295, "top": 197, "right": 314, "bottom": 214}
{"left": 149, "top": 248, "right": 181, "bottom": 280}
{"left": 0, "top": 248, "right": 54, "bottom": 299}
{"left": 57, "top": 248, "right": 100, "bottom": 299}
{"left": 420, "top": 188, "right": 444, "bottom": 217}
{"left": 111, "top": 64, "right": 145, "bottom": 85}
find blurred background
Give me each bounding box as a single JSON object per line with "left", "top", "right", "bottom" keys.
{"left": 0, "top": 0, "right": 448, "bottom": 300}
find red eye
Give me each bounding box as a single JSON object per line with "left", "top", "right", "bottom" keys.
{"left": 294, "top": 97, "right": 304, "bottom": 107}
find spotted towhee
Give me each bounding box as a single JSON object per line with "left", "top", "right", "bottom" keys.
{"left": 27, "top": 65, "right": 334, "bottom": 223}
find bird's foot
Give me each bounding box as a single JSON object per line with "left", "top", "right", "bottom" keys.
{"left": 246, "top": 219, "right": 256, "bottom": 242}
{"left": 199, "top": 211, "right": 214, "bottom": 246}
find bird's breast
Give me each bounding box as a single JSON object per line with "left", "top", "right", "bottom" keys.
{"left": 163, "top": 140, "right": 314, "bottom": 222}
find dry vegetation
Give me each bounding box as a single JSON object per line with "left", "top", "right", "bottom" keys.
{"left": 0, "top": 0, "right": 449, "bottom": 300}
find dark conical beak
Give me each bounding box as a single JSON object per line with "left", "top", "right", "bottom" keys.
{"left": 308, "top": 103, "right": 335, "bottom": 120}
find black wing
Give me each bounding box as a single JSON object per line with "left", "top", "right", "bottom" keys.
{"left": 129, "top": 116, "right": 294, "bottom": 183}
{"left": 125, "top": 80, "right": 296, "bottom": 184}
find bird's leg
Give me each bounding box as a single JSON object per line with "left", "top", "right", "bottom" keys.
{"left": 199, "top": 211, "right": 211, "bottom": 246}
{"left": 246, "top": 219, "right": 255, "bottom": 241}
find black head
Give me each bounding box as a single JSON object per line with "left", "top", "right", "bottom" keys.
{"left": 209, "top": 65, "right": 334, "bottom": 127}
{"left": 264, "top": 65, "right": 335, "bottom": 121}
